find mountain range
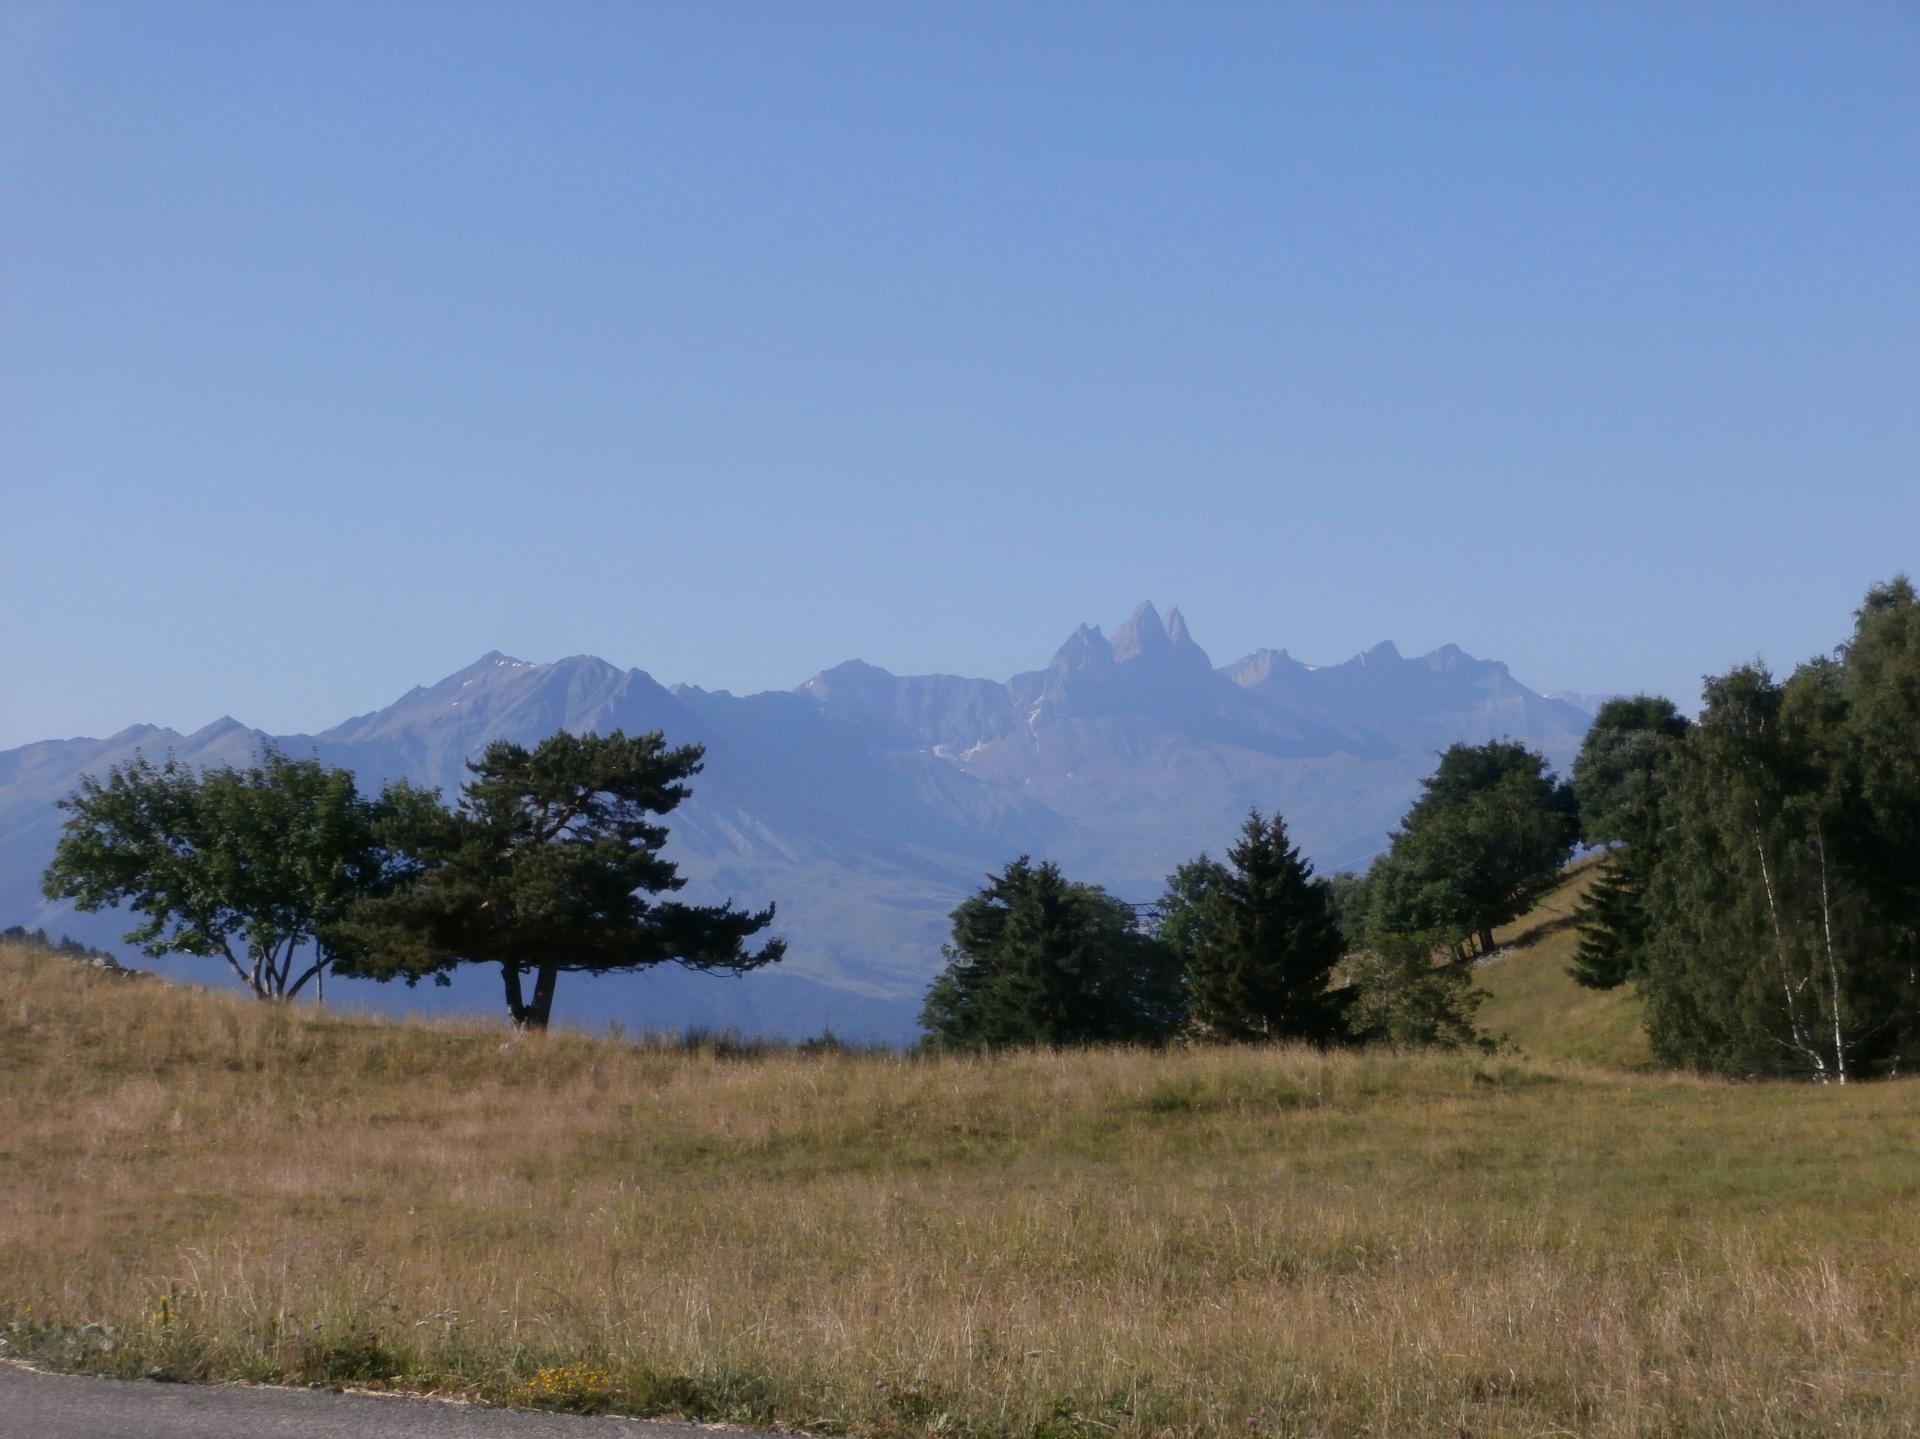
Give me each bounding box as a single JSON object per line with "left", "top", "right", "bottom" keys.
{"left": 0, "top": 603, "right": 1593, "bottom": 1040}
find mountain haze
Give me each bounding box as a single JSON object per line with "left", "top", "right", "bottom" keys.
{"left": 1, "top": 606, "right": 1590, "bottom": 1040}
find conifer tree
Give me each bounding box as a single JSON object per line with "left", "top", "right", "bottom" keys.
{"left": 1161, "top": 810, "right": 1344, "bottom": 1042}
{"left": 336, "top": 729, "right": 783, "bottom": 1028}
{"left": 919, "top": 857, "right": 1181, "bottom": 1049}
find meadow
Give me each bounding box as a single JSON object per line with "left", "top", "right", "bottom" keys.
{"left": 3, "top": 936, "right": 1917, "bottom": 1439}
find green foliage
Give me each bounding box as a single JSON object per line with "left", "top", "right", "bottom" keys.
{"left": 336, "top": 729, "right": 784, "bottom": 1028}
{"left": 1640, "top": 588, "right": 1920, "bottom": 1080}
{"left": 1160, "top": 811, "right": 1345, "bottom": 1043}
{"left": 41, "top": 748, "right": 414, "bottom": 1000}
{"left": 1567, "top": 857, "right": 1649, "bottom": 990}
{"left": 1369, "top": 741, "right": 1579, "bottom": 956}
{"left": 920, "top": 857, "right": 1183, "bottom": 1050}
{"left": 1571, "top": 695, "right": 1691, "bottom": 847}
{"left": 1345, "top": 930, "right": 1490, "bottom": 1050}
{"left": 1323, "top": 869, "right": 1373, "bottom": 951}
{"left": 1566, "top": 696, "right": 1691, "bottom": 990}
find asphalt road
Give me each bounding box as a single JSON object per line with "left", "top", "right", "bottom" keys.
{"left": 0, "top": 1362, "right": 773, "bottom": 1439}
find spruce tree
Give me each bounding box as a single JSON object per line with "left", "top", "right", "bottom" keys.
{"left": 1163, "top": 810, "right": 1344, "bottom": 1042}
{"left": 920, "top": 857, "right": 1182, "bottom": 1049}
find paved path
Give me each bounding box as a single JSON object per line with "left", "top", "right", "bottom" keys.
{"left": 0, "top": 1362, "right": 772, "bottom": 1439}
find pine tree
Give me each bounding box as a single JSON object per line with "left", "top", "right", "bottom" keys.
{"left": 336, "top": 729, "right": 783, "bottom": 1028}
{"left": 1163, "top": 810, "right": 1344, "bottom": 1042}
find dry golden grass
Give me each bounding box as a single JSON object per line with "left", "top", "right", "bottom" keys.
{"left": 4, "top": 940, "right": 1918, "bottom": 1438}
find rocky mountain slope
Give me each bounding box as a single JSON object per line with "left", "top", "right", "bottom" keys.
{"left": 0, "top": 604, "right": 1590, "bottom": 1039}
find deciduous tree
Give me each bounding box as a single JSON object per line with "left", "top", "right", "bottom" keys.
{"left": 1642, "top": 582, "right": 1920, "bottom": 1081}
{"left": 1371, "top": 741, "right": 1578, "bottom": 958}
{"left": 43, "top": 748, "right": 415, "bottom": 1000}
{"left": 1567, "top": 696, "right": 1691, "bottom": 990}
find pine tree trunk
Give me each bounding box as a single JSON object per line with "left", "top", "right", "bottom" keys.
{"left": 1478, "top": 926, "right": 1496, "bottom": 957}
{"left": 502, "top": 961, "right": 530, "bottom": 1026}
{"left": 526, "top": 961, "right": 561, "bottom": 1029}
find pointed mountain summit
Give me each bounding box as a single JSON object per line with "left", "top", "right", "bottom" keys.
{"left": 1111, "top": 602, "right": 1168, "bottom": 662}
{"left": 1353, "top": 640, "right": 1403, "bottom": 667}
{"left": 1164, "top": 607, "right": 1201, "bottom": 653}
{"left": 1047, "top": 623, "right": 1115, "bottom": 676}
{"left": 1110, "top": 601, "right": 1216, "bottom": 676}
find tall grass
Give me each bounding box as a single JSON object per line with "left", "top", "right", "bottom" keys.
{"left": 3, "top": 941, "right": 1916, "bottom": 1437}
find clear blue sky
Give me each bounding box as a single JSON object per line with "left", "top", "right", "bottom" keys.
{"left": 4, "top": 2, "right": 1916, "bottom": 749}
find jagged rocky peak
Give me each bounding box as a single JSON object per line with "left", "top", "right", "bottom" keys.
{"left": 1047, "top": 622, "right": 1114, "bottom": 674}
{"left": 1353, "top": 640, "right": 1404, "bottom": 667}
{"left": 1223, "top": 647, "right": 1309, "bottom": 688}
{"left": 1111, "top": 601, "right": 1214, "bottom": 670}
{"left": 1111, "top": 601, "right": 1169, "bottom": 662}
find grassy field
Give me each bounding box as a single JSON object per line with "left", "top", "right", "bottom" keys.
{"left": 1472, "top": 858, "right": 1654, "bottom": 1068}
{"left": 4, "top": 939, "right": 1919, "bottom": 1439}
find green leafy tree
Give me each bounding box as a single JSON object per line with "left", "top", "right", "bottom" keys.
{"left": 1567, "top": 696, "right": 1692, "bottom": 989}
{"left": 1832, "top": 577, "right": 1920, "bottom": 1066}
{"left": 42, "top": 748, "right": 416, "bottom": 1000}
{"left": 1344, "top": 929, "right": 1490, "bottom": 1050}
{"left": 1159, "top": 811, "right": 1345, "bottom": 1042}
{"left": 1371, "top": 741, "right": 1579, "bottom": 958}
{"left": 1642, "top": 583, "right": 1920, "bottom": 1080}
{"left": 336, "top": 729, "right": 784, "bottom": 1029}
{"left": 920, "top": 856, "right": 1183, "bottom": 1049}
{"left": 1324, "top": 869, "right": 1374, "bottom": 952}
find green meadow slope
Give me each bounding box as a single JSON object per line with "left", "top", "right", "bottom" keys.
{"left": 1471, "top": 858, "right": 1653, "bottom": 1068}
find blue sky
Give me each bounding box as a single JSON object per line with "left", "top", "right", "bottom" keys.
{"left": 3, "top": 2, "right": 1916, "bottom": 749}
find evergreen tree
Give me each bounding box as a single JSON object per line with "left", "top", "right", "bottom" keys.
{"left": 920, "top": 857, "right": 1182, "bottom": 1050}
{"left": 1567, "top": 695, "right": 1691, "bottom": 989}
{"left": 337, "top": 729, "right": 783, "bottom": 1029}
{"left": 1160, "top": 810, "right": 1344, "bottom": 1042}
{"left": 1371, "top": 741, "right": 1578, "bottom": 957}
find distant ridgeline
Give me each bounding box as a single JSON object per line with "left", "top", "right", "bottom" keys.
{"left": 0, "top": 603, "right": 1592, "bottom": 1039}
{"left": 1, "top": 926, "right": 125, "bottom": 969}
